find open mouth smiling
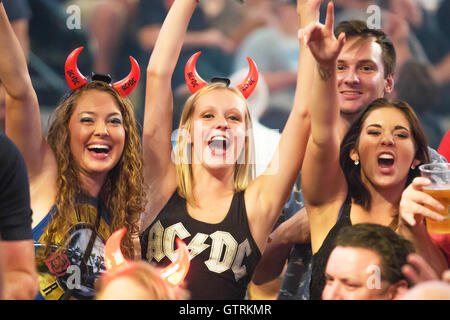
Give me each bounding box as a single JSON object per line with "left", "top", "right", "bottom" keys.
{"left": 87, "top": 144, "right": 111, "bottom": 159}
{"left": 207, "top": 136, "right": 231, "bottom": 156}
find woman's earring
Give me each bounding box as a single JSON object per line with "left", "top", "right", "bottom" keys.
{"left": 354, "top": 160, "right": 359, "bottom": 166}
{"left": 411, "top": 164, "right": 415, "bottom": 170}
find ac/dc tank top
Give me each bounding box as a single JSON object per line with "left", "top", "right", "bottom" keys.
{"left": 140, "top": 191, "right": 261, "bottom": 300}
{"left": 310, "top": 196, "right": 352, "bottom": 300}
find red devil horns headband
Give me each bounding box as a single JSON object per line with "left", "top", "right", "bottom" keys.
{"left": 185, "top": 51, "right": 259, "bottom": 99}
{"left": 104, "top": 228, "right": 190, "bottom": 286}
{"left": 65, "top": 47, "right": 140, "bottom": 97}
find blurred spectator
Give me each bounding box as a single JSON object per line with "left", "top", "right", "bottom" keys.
{"left": 2, "top": 0, "right": 31, "bottom": 58}
{"left": 385, "top": 0, "right": 449, "bottom": 64}
{"left": 393, "top": 60, "right": 445, "bottom": 149}
{"left": 96, "top": 261, "right": 189, "bottom": 300}
{"left": 72, "top": 0, "right": 140, "bottom": 75}
{"left": 233, "top": 0, "right": 299, "bottom": 131}
{"left": 227, "top": 0, "right": 277, "bottom": 48}
{"left": 136, "top": 0, "right": 236, "bottom": 128}
{"left": 137, "top": 0, "right": 235, "bottom": 91}
{"left": 230, "top": 69, "right": 280, "bottom": 177}
{"left": 437, "top": 0, "right": 450, "bottom": 43}
{"left": 0, "top": 0, "right": 31, "bottom": 133}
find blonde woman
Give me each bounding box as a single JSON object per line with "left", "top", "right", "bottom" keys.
{"left": 0, "top": 4, "right": 145, "bottom": 299}
{"left": 140, "top": 0, "right": 312, "bottom": 299}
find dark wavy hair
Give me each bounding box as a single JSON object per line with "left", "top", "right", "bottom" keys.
{"left": 339, "top": 98, "right": 430, "bottom": 210}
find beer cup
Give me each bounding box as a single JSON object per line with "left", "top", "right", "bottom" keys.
{"left": 419, "top": 163, "right": 450, "bottom": 234}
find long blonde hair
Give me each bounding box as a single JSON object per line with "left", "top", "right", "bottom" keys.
{"left": 174, "top": 83, "right": 255, "bottom": 206}
{"left": 43, "top": 81, "right": 145, "bottom": 259}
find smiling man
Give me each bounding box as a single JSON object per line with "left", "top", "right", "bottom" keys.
{"left": 333, "top": 20, "right": 395, "bottom": 132}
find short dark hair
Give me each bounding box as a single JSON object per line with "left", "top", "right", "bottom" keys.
{"left": 335, "top": 223, "right": 415, "bottom": 285}
{"left": 335, "top": 20, "right": 396, "bottom": 77}
{"left": 339, "top": 98, "right": 430, "bottom": 210}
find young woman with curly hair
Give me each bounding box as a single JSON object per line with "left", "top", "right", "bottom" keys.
{"left": 0, "top": 4, "right": 145, "bottom": 300}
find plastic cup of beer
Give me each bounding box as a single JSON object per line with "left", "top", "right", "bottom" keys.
{"left": 419, "top": 163, "right": 450, "bottom": 234}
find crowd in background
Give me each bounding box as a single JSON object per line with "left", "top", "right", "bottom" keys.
{"left": 0, "top": 0, "right": 450, "bottom": 301}
{"left": 1, "top": 0, "right": 449, "bottom": 149}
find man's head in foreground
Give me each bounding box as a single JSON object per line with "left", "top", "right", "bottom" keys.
{"left": 323, "top": 223, "right": 414, "bottom": 300}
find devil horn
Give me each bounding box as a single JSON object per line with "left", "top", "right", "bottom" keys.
{"left": 65, "top": 47, "right": 88, "bottom": 91}
{"left": 235, "top": 57, "right": 259, "bottom": 99}
{"left": 104, "top": 228, "right": 129, "bottom": 272}
{"left": 185, "top": 51, "right": 208, "bottom": 94}
{"left": 160, "top": 238, "right": 190, "bottom": 286}
{"left": 112, "top": 56, "right": 141, "bottom": 97}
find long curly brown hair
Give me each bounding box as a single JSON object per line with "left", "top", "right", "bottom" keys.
{"left": 42, "top": 81, "right": 145, "bottom": 260}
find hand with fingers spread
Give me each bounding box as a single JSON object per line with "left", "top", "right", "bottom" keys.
{"left": 300, "top": 1, "right": 346, "bottom": 68}
{"left": 399, "top": 177, "right": 445, "bottom": 228}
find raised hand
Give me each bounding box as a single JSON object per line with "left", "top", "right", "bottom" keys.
{"left": 300, "top": 1, "right": 345, "bottom": 68}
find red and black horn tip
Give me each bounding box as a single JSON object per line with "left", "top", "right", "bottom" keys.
{"left": 111, "top": 56, "right": 140, "bottom": 97}
{"left": 64, "top": 47, "right": 140, "bottom": 97}
{"left": 184, "top": 51, "right": 259, "bottom": 99}
{"left": 65, "top": 47, "right": 88, "bottom": 91}
{"left": 104, "top": 228, "right": 129, "bottom": 272}
{"left": 236, "top": 57, "right": 259, "bottom": 99}
{"left": 185, "top": 51, "right": 208, "bottom": 94}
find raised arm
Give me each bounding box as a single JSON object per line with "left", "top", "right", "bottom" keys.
{"left": 141, "top": 0, "right": 198, "bottom": 228}
{"left": 300, "top": 2, "right": 346, "bottom": 209}
{"left": 250, "top": 0, "right": 320, "bottom": 280}
{"left": 0, "top": 3, "right": 44, "bottom": 178}
{"left": 298, "top": 2, "right": 347, "bottom": 253}
{"left": 245, "top": 0, "right": 325, "bottom": 251}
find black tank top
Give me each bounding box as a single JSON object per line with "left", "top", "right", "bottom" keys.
{"left": 140, "top": 191, "right": 261, "bottom": 300}
{"left": 310, "top": 196, "right": 352, "bottom": 300}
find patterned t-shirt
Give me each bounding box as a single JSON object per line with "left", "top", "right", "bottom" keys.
{"left": 33, "top": 196, "right": 111, "bottom": 300}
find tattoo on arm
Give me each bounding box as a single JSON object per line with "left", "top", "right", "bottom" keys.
{"left": 318, "top": 64, "right": 333, "bottom": 81}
